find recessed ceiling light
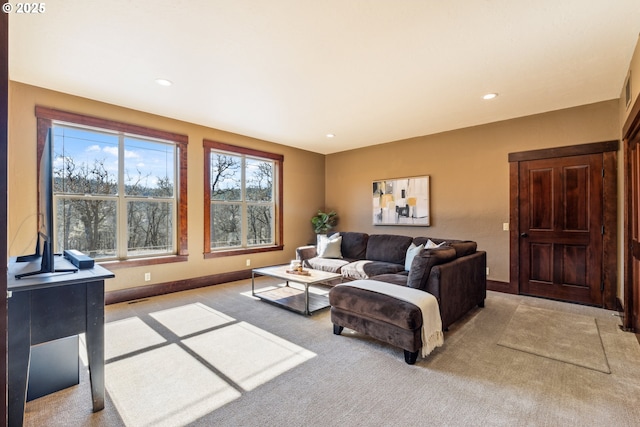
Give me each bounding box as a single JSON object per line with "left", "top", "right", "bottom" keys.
{"left": 326, "top": 133, "right": 335, "bottom": 138}
{"left": 483, "top": 93, "right": 498, "bottom": 100}
{"left": 155, "top": 78, "right": 173, "bottom": 87}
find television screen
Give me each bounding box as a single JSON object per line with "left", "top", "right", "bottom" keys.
{"left": 15, "top": 128, "right": 76, "bottom": 278}
{"left": 39, "top": 126, "right": 55, "bottom": 272}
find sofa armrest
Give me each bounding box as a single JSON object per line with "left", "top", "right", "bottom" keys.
{"left": 296, "top": 245, "right": 317, "bottom": 261}
{"left": 424, "top": 251, "right": 486, "bottom": 330}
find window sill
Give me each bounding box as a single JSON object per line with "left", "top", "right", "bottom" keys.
{"left": 99, "top": 255, "right": 188, "bottom": 270}
{"left": 204, "top": 245, "right": 284, "bottom": 259}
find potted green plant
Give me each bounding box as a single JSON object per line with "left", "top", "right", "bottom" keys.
{"left": 311, "top": 210, "right": 337, "bottom": 234}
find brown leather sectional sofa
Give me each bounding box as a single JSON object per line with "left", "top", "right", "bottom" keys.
{"left": 296, "top": 231, "right": 486, "bottom": 363}
{"left": 296, "top": 231, "right": 486, "bottom": 328}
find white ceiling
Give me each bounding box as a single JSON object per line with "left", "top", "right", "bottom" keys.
{"left": 8, "top": 1, "right": 640, "bottom": 154}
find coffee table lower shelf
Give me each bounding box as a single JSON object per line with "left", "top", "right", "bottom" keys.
{"left": 251, "top": 265, "right": 342, "bottom": 315}
{"left": 253, "top": 285, "right": 330, "bottom": 315}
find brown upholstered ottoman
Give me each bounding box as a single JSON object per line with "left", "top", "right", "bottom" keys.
{"left": 329, "top": 283, "right": 424, "bottom": 364}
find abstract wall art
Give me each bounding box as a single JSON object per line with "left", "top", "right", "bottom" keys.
{"left": 372, "top": 176, "right": 430, "bottom": 226}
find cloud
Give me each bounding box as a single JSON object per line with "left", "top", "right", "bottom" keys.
{"left": 103, "top": 146, "right": 118, "bottom": 156}
{"left": 101, "top": 146, "right": 140, "bottom": 159}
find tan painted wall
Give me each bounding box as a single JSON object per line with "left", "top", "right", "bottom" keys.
{"left": 620, "top": 35, "right": 640, "bottom": 127}
{"left": 8, "top": 82, "right": 326, "bottom": 292}
{"left": 325, "top": 100, "right": 621, "bottom": 284}
{"left": 6, "top": 82, "right": 625, "bottom": 294}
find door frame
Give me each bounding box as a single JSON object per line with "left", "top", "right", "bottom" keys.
{"left": 623, "top": 95, "right": 640, "bottom": 331}
{"left": 508, "top": 141, "right": 619, "bottom": 309}
{"left": 2, "top": 9, "right": 8, "bottom": 424}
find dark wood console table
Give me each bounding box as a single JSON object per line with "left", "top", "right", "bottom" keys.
{"left": 7, "top": 257, "right": 114, "bottom": 426}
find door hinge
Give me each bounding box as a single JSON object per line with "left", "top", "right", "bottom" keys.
{"left": 601, "top": 225, "right": 605, "bottom": 235}
{"left": 602, "top": 168, "right": 605, "bottom": 177}
{"left": 601, "top": 281, "right": 605, "bottom": 292}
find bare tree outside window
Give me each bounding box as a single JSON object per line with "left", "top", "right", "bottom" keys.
{"left": 246, "top": 158, "right": 273, "bottom": 245}
{"left": 53, "top": 124, "right": 177, "bottom": 259}
{"left": 208, "top": 151, "right": 275, "bottom": 250}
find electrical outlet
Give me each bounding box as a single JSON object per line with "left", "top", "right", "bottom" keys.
{"left": 486, "top": 267, "right": 490, "bottom": 276}
{"left": 503, "top": 223, "right": 509, "bottom": 231}
{"left": 144, "top": 272, "right": 151, "bottom": 281}
{"left": 246, "top": 259, "right": 251, "bottom": 267}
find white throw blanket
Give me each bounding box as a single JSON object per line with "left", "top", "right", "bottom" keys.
{"left": 336, "top": 280, "right": 444, "bottom": 357}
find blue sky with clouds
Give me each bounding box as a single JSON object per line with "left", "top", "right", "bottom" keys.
{"left": 53, "top": 125, "right": 175, "bottom": 191}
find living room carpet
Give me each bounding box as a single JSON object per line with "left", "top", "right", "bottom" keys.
{"left": 103, "top": 302, "right": 316, "bottom": 427}
{"left": 22, "top": 281, "right": 640, "bottom": 427}
{"left": 497, "top": 304, "right": 610, "bottom": 373}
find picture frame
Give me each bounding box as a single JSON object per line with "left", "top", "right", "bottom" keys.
{"left": 372, "top": 176, "right": 430, "bottom": 226}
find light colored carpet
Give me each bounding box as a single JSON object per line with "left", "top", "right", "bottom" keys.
{"left": 497, "top": 304, "right": 610, "bottom": 373}
{"left": 22, "top": 279, "right": 640, "bottom": 427}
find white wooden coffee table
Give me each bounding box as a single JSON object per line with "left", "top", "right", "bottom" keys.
{"left": 251, "top": 265, "right": 342, "bottom": 315}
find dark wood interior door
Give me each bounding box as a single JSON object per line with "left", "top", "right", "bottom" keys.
{"left": 629, "top": 138, "right": 640, "bottom": 331}
{"left": 519, "top": 153, "right": 604, "bottom": 306}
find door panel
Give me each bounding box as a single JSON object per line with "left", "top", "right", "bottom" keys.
{"left": 562, "top": 245, "right": 587, "bottom": 286}
{"left": 519, "top": 154, "right": 603, "bottom": 306}
{"left": 530, "top": 169, "right": 553, "bottom": 229}
{"left": 530, "top": 243, "right": 552, "bottom": 282}
{"left": 564, "top": 166, "right": 589, "bottom": 230}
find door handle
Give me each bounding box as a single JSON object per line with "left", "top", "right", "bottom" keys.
{"left": 520, "top": 233, "right": 528, "bottom": 238}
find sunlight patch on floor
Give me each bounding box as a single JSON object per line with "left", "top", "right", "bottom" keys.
{"left": 150, "top": 302, "right": 235, "bottom": 337}
{"left": 105, "top": 317, "right": 167, "bottom": 360}
{"left": 106, "top": 344, "right": 241, "bottom": 427}
{"left": 103, "top": 302, "right": 316, "bottom": 426}
{"left": 183, "top": 321, "right": 316, "bottom": 391}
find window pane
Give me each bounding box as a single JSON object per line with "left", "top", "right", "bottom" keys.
{"left": 210, "top": 153, "right": 241, "bottom": 201}
{"left": 246, "top": 158, "right": 273, "bottom": 202}
{"left": 247, "top": 204, "right": 273, "bottom": 245}
{"left": 56, "top": 197, "right": 117, "bottom": 259}
{"left": 210, "top": 203, "right": 241, "bottom": 248}
{"left": 124, "top": 137, "right": 175, "bottom": 197}
{"left": 127, "top": 201, "right": 173, "bottom": 256}
{"left": 53, "top": 126, "right": 118, "bottom": 195}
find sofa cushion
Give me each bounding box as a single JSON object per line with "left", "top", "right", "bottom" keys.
{"left": 407, "top": 247, "right": 457, "bottom": 291}
{"left": 339, "top": 232, "right": 369, "bottom": 260}
{"left": 341, "top": 260, "right": 406, "bottom": 280}
{"left": 329, "top": 284, "right": 423, "bottom": 330}
{"left": 448, "top": 241, "right": 477, "bottom": 257}
{"left": 369, "top": 273, "right": 408, "bottom": 286}
{"left": 366, "top": 234, "right": 413, "bottom": 265}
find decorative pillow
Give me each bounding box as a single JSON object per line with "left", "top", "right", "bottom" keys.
{"left": 407, "top": 247, "right": 457, "bottom": 291}
{"left": 425, "top": 239, "right": 446, "bottom": 249}
{"left": 404, "top": 243, "right": 424, "bottom": 271}
{"left": 319, "top": 235, "right": 343, "bottom": 258}
{"left": 317, "top": 232, "right": 339, "bottom": 255}
{"left": 424, "top": 239, "right": 447, "bottom": 249}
